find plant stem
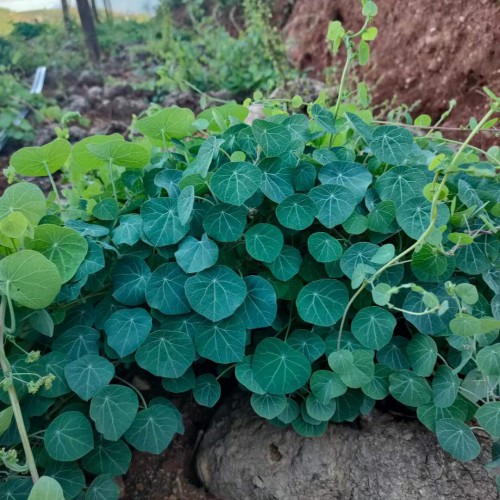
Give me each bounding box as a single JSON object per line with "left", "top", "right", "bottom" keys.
{"left": 336, "top": 106, "right": 497, "bottom": 350}
{"left": 333, "top": 40, "right": 353, "bottom": 120}
{"left": 108, "top": 158, "right": 117, "bottom": 200}
{"left": 0, "top": 296, "right": 39, "bottom": 484}
{"left": 43, "top": 162, "right": 61, "bottom": 203}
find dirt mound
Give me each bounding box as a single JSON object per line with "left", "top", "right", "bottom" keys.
{"left": 285, "top": 0, "right": 500, "bottom": 146}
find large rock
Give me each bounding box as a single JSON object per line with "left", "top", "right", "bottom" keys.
{"left": 196, "top": 394, "right": 497, "bottom": 500}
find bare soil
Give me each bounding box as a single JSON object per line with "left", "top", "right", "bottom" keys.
{"left": 284, "top": 0, "right": 500, "bottom": 148}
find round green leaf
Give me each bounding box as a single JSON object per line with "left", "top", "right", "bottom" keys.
{"left": 306, "top": 393, "right": 336, "bottom": 421}
{"left": 340, "top": 242, "right": 379, "bottom": 278}
{"left": 310, "top": 370, "right": 347, "bottom": 403}
{"left": 185, "top": 265, "right": 247, "bottom": 321}
{"left": 146, "top": 263, "right": 190, "bottom": 315}
{"left": 52, "top": 326, "right": 100, "bottom": 361}
{"left": 111, "top": 214, "right": 142, "bottom": 246}
{"left": 307, "top": 232, "right": 342, "bottom": 263}
{"left": 407, "top": 333, "right": 437, "bottom": 377}
{"left": 141, "top": 198, "right": 189, "bottom": 246}
{"left": 45, "top": 411, "right": 94, "bottom": 461}
{"left": 0, "top": 250, "right": 61, "bottom": 309}
{"left": 245, "top": 223, "right": 284, "bottom": 263}
{"left": 44, "top": 461, "right": 85, "bottom": 500}
{"left": 90, "top": 385, "right": 139, "bottom": 441}
{"left": 276, "top": 398, "right": 300, "bottom": 424}
{"left": 11, "top": 138, "right": 71, "bottom": 176}
{"left": 436, "top": 418, "right": 480, "bottom": 461}
{"left": 476, "top": 344, "right": 500, "bottom": 376}
{"left": 87, "top": 140, "right": 149, "bottom": 168}
{"left": 375, "top": 166, "right": 427, "bottom": 206}
{"left": 296, "top": 279, "right": 348, "bottom": 327}
{"left": 396, "top": 196, "right": 450, "bottom": 240}
{"left": 476, "top": 402, "right": 500, "bottom": 438}
{"left": 309, "top": 184, "right": 356, "bottom": 228}
{"left": 389, "top": 370, "right": 432, "bottom": 407}
{"left": 203, "top": 203, "right": 247, "bottom": 242}
{"left": 250, "top": 393, "right": 287, "bottom": 419}
{"left": 252, "top": 120, "right": 292, "bottom": 157}
{"left": 27, "top": 476, "right": 64, "bottom": 500}
{"left": 162, "top": 367, "right": 196, "bottom": 394}
{"left": 193, "top": 374, "right": 221, "bottom": 407}
{"left": 351, "top": 307, "right": 396, "bottom": 350}
{"left": 81, "top": 438, "right": 132, "bottom": 476}
{"left": 0, "top": 182, "right": 46, "bottom": 227}
{"left": 335, "top": 350, "right": 375, "bottom": 388}
{"left": 0, "top": 211, "right": 28, "bottom": 239}
{"left": 112, "top": 256, "right": 151, "bottom": 306}
{"left": 432, "top": 365, "right": 459, "bottom": 408}
{"left": 267, "top": 245, "right": 302, "bottom": 281}
{"left": 64, "top": 355, "right": 114, "bottom": 401}
{"left": 258, "top": 157, "right": 294, "bottom": 203}
{"left": 25, "top": 224, "right": 88, "bottom": 283}
{"left": 93, "top": 198, "right": 119, "bottom": 221}
{"left": 318, "top": 161, "right": 372, "bottom": 204}
{"left": 361, "top": 363, "right": 392, "bottom": 400}
{"left": 253, "top": 338, "right": 311, "bottom": 395}
{"left": 276, "top": 194, "right": 317, "bottom": 230}
{"left": 175, "top": 187, "right": 194, "bottom": 226}
{"left": 136, "top": 329, "right": 195, "bottom": 378}
{"left": 210, "top": 161, "right": 261, "bottom": 205}
{"left": 235, "top": 275, "right": 277, "bottom": 329}
{"left": 136, "top": 107, "right": 195, "bottom": 143}
{"left": 369, "top": 125, "right": 413, "bottom": 165}
{"left": 235, "top": 355, "right": 265, "bottom": 395}
{"left": 124, "top": 404, "right": 178, "bottom": 453}
{"left": 195, "top": 315, "right": 247, "bottom": 364}
{"left": 287, "top": 329, "right": 325, "bottom": 362}
{"left": 85, "top": 475, "right": 119, "bottom": 500}
{"left": 104, "top": 308, "right": 152, "bottom": 358}
{"left": 174, "top": 234, "right": 219, "bottom": 274}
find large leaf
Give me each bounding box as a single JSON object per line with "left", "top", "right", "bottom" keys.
{"left": 104, "top": 308, "right": 152, "bottom": 357}
{"left": 25, "top": 224, "right": 88, "bottom": 283}
{"left": 44, "top": 461, "right": 85, "bottom": 500}
{"left": 175, "top": 234, "right": 219, "bottom": 274}
{"left": 310, "top": 370, "right": 347, "bottom": 403}
{"left": 203, "top": 203, "right": 247, "bottom": 242}
{"left": 476, "top": 402, "right": 500, "bottom": 438}
{"left": 136, "top": 329, "right": 195, "bottom": 378}
{"left": 407, "top": 333, "right": 437, "bottom": 377}
{"left": 259, "top": 157, "right": 294, "bottom": 203}
{"left": 389, "top": 370, "right": 432, "bottom": 407}
{"left": 369, "top": 125, "right": 413, "bottom": 164}
{"left": 11, "top": 138, "right": 71, "bottom": 176}
{"left": 64, "top": 354, "right": 114, "bottom": 401}
{"left": 135, "top": 107, "right": 195, "bottom": 143}
{"left": 85, "top": 475, "right": 119, "bottom": 500}
{"left": 146, "top": 263, "right": 190, "bottom": 315}
{"left": 267, "top": 245, "right": 302, "bottom": 281}
{"left": 124, "top": 405, "right": 178, "bottom": 453}
{"left": 351, "top": 307, "right": 396, "bottom": 349}
{"left": 90, "top": 385, "right": 139, "bottom": 441}
{"left": 375, "top": 166, "right": 427, "bottom": 206}
{"left": 195, "top": 315, "right": 246, "bottom": 363}
{"left": 81, "top": 438, "right": 132, "bottom": 475}
{"left": 276, "top": 194, "right": 317, "bottom": 230}
{"left": 252, "top": 120, "right": 292, "bottom": 156}
{"left": 396, "top": 196, "right": 450, "bottom": 240}
{"left": 27, "top": 476, "right": 64, "bottom": 500}
{"left": 141, "top": 198, "right": 189, "bottom": 246}
{"left": 252, "top": 338, "right": 311, "bottom": 395}
{"left": 52, "top": 326, "right": 100, "bottom": 360}
{"left": 436, "top": 418, "right": 480, "bottom": 461}
{"left": 0, "top": 250, "right": 61, "bottom": 309}
{"left": 245, "top": 223, "right": 284, "bottom": 263}
{"left": 235, "top": 355, "right": 265, "bottom": 395}
{"left": 250, "top": 393, "right": 287, "bottom": 419}
{"left": 193, "top": 374, "right": 221, "bottom": 407}
{"left": 235, "top": 275, "right": 277, "bottom": 329}
{"left": 308, "top": 232, "right": 342, "bottom": 263}
{"left": 45, "top": 411, "right": 94, "bottom": 461}
{"left": 296, "top": 279, "right": 348, "bottom": 327}
{"left": 432, "top": 365, "right": 459, "bottom": 408}
{"left": 318, "top": 161, "right": 372, "bottom": 203}
{"left": 87, "top": 140, "right": 149, "bottom": 168}
{"left": 210, "top": 161, "right": 261, "bottom": 206}
{"left": 185, "top": 265, "right": 247, "bottom": 321}
{"left": 0, "top": 182, "right": 46, "bottom": 227}
{"left": 112, "top": 256, "right": 151, "bottom": 306}
{"left": 309, "top": 184, "right": 356, "bottom": 228}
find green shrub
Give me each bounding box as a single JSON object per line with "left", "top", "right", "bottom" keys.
{"left": 11, "top": 22, "right": 46, "bottom": 40}
{"left": 0, "top": 2, "right": 499, "bottom": 497}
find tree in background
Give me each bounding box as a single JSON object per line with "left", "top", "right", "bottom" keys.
{"left": 76, "top": 0, "right": 100, "bottom": 66}
{"left": 103, "top": 0, "right": 114, "bottom": 23}
{"left": 61, "top": 0, "right": 72, "bottom": 32}
{"left": 90, "top": 0, "right": 100, "bottom": 23}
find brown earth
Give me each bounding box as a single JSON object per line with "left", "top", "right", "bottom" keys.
{"left": 284, "top": 0, "right": 500, "bottom": 148}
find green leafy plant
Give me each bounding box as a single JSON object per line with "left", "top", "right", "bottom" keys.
{"left": 0, "top": 1, "right": 499, "bottom": 497}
